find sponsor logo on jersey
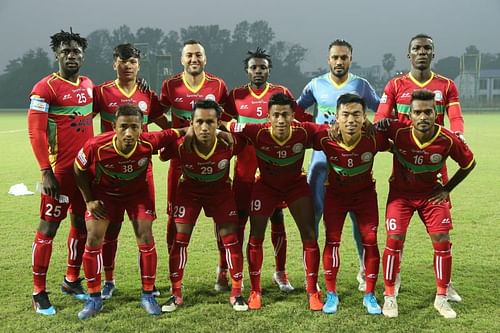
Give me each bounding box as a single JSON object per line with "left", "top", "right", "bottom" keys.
{"left": 104, "top": 164, "right": 115, "bottom": 168}
{"left": 138, "top": 157, "right": 149, "bottom": 167}
{"left": 292, "top": 143, "right": 304, "bottom": 153}
{"left": 239, "top": 104, "right": 249, "bottom": 110}
{"left": 77, "top": 149, "right": 87, "bottom": 165}
{"left": 218, "top": 159, "right": 229, "bottom": 170}
{"left": 138, "top": 101, "right": 148, "bottom": 112}
{"left": 361, "top": 152, "right": 373, "bottom": 162}
{"left": 430, "top": 153, "right": 442, "bottom": 163}
{"left": 63, "top": 94, "right": 72, "bottom": 100}
{"left": 380, "top": 94, "right": 387, "bottom": 103}
{"left": 108, "top": 102, "right": 118, "bottom": 108}
{"left": 434, "top": 90, "right": 443, "bottom": 101}
{"left": 401, "top": 92, "right": 412, "bottom": 99}
{"left": 205, "top": 94, "right": 216, "bottom": 101}
{"left": 174, "top": 97, "right": 183, "bottom": 103}
{"left": 30, "top": 97, "right": 49, "bottom": 112}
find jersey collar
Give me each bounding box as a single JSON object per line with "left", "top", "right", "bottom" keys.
{"left": 248, "top": 83, "right": 270, "bottom": 99}
{"left": 114, "top": 79, "right": 138, "bottom": 98}
{"left": 409, "top": 71, "right": 435, "bottom": 88}
{"left": 270, "top": 126, "right": 292, "bottom": 146}
{"left": 53, "top": 72, "right": 80, "bottom": 86}
{"left": 182, "top": 72, "right": 206, "bottom": 93}
{"left": 411, "top": 124, "right": 441, "bottom": 149}
{"left": 193, "top": 137, "right": 218, "bottom": 160}
{"left": 112, "top": 135, "right": 138, "bottom": 158}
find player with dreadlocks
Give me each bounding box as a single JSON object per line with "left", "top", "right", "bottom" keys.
{"left": 225, "top": 47, "right": 299, "bottom": 293}
{"left": 28, "top": 29, "right": 93, "bottom": 315}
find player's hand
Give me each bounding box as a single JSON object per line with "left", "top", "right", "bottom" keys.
{"left": 375, "top": 118, "right": 394, "bottom": 131}
{"left": 428, "top": 185, "right": 449, "bottom": 204}
{"left": 328, "top": 122, "right": 341, "bottom": 142}
{"left": 182, "top": 126, "right": 194, "bottom": 153}
{"left": 217, "top": 130, "right": 234, "bottom": 149}
{"left": 137, "top": 77, "right": 150, "bottom": 92}
{"left": 362, "top": 118, "right": 375, "bottom": 136}
{"left": 86, "top": 200, "right": 107, "bottom": 220}
{"left": 454, "top": 131, "right": 467, "bottom": 144}
{"left": 41, "top": 169, "right": 60, "bottom": 199}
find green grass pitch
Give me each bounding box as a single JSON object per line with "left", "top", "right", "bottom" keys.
{"left": 0, "top": 110, "right": 498, "bottom": 332}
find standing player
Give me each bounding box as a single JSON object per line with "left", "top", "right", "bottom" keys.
{"left": 297, "top": 39, "right": 380, "bottom": 291}
{"left": 28, "top": 30, "right": 93, "bottom": 315}
{"left": 374, "top": 34, "right": 464, "bottom": 300}
{"left": 160, "top": 39, "right": 232, "bottom": 292}
{"left": 313, "top": 93, "right": 389, "bottom": 315}
{"left": 225, "top": 48, "right": 295, "bottom": 292}
{"left": 231, "top": 93, "right": 323, "bottom": 311}
{"left": 74, "top": 105, "right": 184, "bottom": 319}
{"left": 93, "top": 43, "right": 168, "bottom": 299}
{"left": 379, "top": 90, "right": 475, "bottom": 319}
{"left": 159, "top": 100, "right": 248, "bottom": 312}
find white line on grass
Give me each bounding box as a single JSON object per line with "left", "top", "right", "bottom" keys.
{"left": 0, "top": 129, "right": 26, "bottom": 134}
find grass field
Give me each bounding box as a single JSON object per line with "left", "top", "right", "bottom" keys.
{"left": 0, "top": 110, "right": 499, "bottom": 332}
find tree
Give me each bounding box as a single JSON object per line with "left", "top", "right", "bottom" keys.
{"left": 433, "top": 56, "right": 460, "bottom": 79}
{"left": 382, "top": 53, "right": 396, "bottom": 79}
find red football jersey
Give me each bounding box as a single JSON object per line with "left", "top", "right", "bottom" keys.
{"left": 28, "top": 73, "right": 94, "bottom": 173}
{"left": 313, "top": 130, "right": 390, "bottom": 193}
{"left": 159, "top": 135, "right": 246, "bottom": 185}
{"left": 225, "top": 83, "right": 296, "bottom": 123}
{"left": 160, "top": 72, "right": 229, "bottom": 128}
{"left": 383, "top": 122, "right": 474, "bottom": 195}
{"left": 232, "top": 122, "right": 322, "bottom": 189}
{"left": 93, "top": 80, "right": 164, "bottom": 133}
{"left": 375, "top": 72, "right": 463, "bottom": 133}
{"left": 75, "top": 129, "right": 180, "bottom": 196}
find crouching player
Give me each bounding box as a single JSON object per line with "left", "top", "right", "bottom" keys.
{"left": 74, "top": 104, "right": 185, "bottom": 319}
{"left": 159, "top": 100, "right": 248, "bottom": 312}
{"left": 314, "top": 93, "right": 389, "bottom": 314}
{"left": 231, "top": 93, "right": 324, "bottom": 311}
{"left": 379, "top": 89, "right": 475, "bottom": 319}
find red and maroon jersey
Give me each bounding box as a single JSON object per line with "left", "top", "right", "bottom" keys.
{"left": 159, "top": 135, "right": 246, "bottom": 185}
{"left": 375, "top": 72, "right": 463, "bottom": 133}
{"left": 28, "top": 73, "right": 94, "bottom": 173}
{"left": 75, "top": 129, "right": 180, "bottom": 196}
{"left": 93, "top": 80, "right": 164, "bottom": 133}
{"left": 313, "top": 130, "right": 390, "bottom": 193}
{"left": 383, "top": 122, "right": 474, "bottom": 196}
{"left": 232, "top": 122, "right": 322, "bottom": 189}
{"left": 225, "top": 83, "right": 296, "bottom": 123}
{"left": 160, "top": 72, "right": 229, "bottom": 128}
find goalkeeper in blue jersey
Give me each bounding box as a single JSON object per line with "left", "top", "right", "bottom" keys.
{"left": 297, "top": 39, "right": 380, "bottom": 291}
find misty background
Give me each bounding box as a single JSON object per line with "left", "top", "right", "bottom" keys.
{"left": 1, "top": 0, "right": 499, "bottom": 107}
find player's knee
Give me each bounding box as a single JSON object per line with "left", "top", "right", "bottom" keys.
{"left": 429, "top": 232, "right": 450, "bottom": 243}
{"left": 361, "top": 232, "right": 377, "bottom": 246}
{"left": 37, "top": 219, "right": 59, "bottom": 238}
{"left": 388, "top": 234, "right": 405, "bottom": 241}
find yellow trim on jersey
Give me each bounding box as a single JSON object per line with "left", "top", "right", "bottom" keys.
{"left": 411, "top": 125, "right": 441, "bottom": 149}
{"left": 462, "top": 158, "right": 475, "bottom": 170}
{"left": 248, "top": 83, "right": 270, "bottom": 99}
{"left": 182, "top": 72, "right": 206, "bottom": 93}
{"left": 113, "top": 135, "right": 138, "bottom": 158}
{"left": 114, "top": 80, "right": 138, "bottom": 98}
{"left": 53, "top": 72, "right": 81, "bottom": 86}
{"left": 447, "top": 101, "right": 460, "bottom": 107}
{"left": 408, "top": 71, "right": 435, "bottom": 88}
{"left": 194, "top": 137, "right": 218, "bottom": 160}
{"left": 338, "top": 134, "right": 362, "bottom": 152}
{"left": 75, "top": 161, "right": 86, "bottom": 171}
{"left": 328, "top": 73, "right": 350, "bottom": 89}
{"left": 270, "top": 126, "right": 292, "bottom": 146}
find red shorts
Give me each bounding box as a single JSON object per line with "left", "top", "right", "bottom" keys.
{"left": 323, "top": 187, "right": 379, "bottom": 236}
{"left": 250, "top": 175, "right": 311, "bottom": 217}
{"left": 39, "top": 172, "right": 86, "bottom": 223}
{"left": 173, "top": 180, "right": 238, "bottom": 225}
{"left": 385, "top": 189, "right": 453, "bottom": 235}
{"left": 234, "top": 145, "right": 258, "bottom": 183}
{"left": 85, "top": 189, "right": 156, "bottom": 224}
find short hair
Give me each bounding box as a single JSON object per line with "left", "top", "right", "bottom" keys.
{"left": 183, "top": 39, "right": 203, "bottom": 47}
{"left": 328, "top": 39, "right": 353, "bottom": 54}
{"left": 193, "top": 99, "right": 222, "bottom": 119}
{"left": 244, "top": 47, "right": 272, "bottom": 69}
{"left": 336, "top": 93, "right": 366, "bottom": 112}
{"left": 268, "top": 93, "right": 294, "bottom": 110}
{"left": 411, "top": 89, "right": 435, "bottom": 103}
{"left": 114, "top": 104, "right": 144, "bottom": 121}
{"left": 408, "top": 33, "right": 433, "bottom": 51}
{"left": 50, "top": 29, "right": 88, "bottom": 52}
{"left": 113, "top": 43, "right": 141, "bottom": 60}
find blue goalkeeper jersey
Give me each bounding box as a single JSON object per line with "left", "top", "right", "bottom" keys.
{"left": 297, "top": 72, "right": 380, "bottom": 124}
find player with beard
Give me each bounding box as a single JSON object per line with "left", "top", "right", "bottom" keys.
{"left": 297, "top": 39, "right": 380, "bottom": 291}
{"left": 28, "top": 30, "right": 93, "bottom": 315}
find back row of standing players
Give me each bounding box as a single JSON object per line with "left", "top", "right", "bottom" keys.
{"left": 28, "top": 30, "right": 473, "bottom": 319}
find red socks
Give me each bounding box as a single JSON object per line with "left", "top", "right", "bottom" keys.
{"left": 139, "top": 242, "right": 157, "bottom": 292}
{"left": 433, "top": 241, "right": 452, "bottom": 295}
{"left": 383, "top": 237, "right": 403, "bottom": 296}
{"left": 247, "top": 236, "right": 264, "bottom": 292}
{"left": 82, "top": 244, "right": 103, "bottom": 294}
{"left": 65, "top": 226, "right": 86, "bottom": 282}
{"left": 303, "top": 239, "right": 320, "bottom": 293}
{"left": 32, "top": 231, "right": 53, "bottom": 293}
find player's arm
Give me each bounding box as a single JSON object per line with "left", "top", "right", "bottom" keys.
{"left": 446, "top": 81, "right": 464, "bottom": 134}
{"left": 73, "top": 152, "right": 106, "bottom": 219}
{"left": 428, "top": 159, "right": 476, "bottom": 204}
{"left": 296, "top": 81, "right": 316, "bottom": 121}
{"left": 374, "top": 81, "right": 396, "bottom": 122}
{"left": 364, "top": 81, "right": 380, "bottom": 113}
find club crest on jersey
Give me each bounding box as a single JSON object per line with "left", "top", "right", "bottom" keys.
{"left": 205, "top": 94, "right": 216, "bottom": 101}
{"left": 430, "top": 153, "right": 442, "bottom": 163}
{"left": 138, "top": 101, "right": 148, "bottom": 112}
{"left": 361, "top": 152, "right": 373, "bottom": 162}
{"left": 433, "top": 90, "right": 443, "bottom": 101}
{"left": 87, "top": 88, "right": 93, "bottom": 98}
{"left": 218, "top": 159, "right": 229, "bottom": 170}
{"left": 292, "top": 143, "right": 304, "bottom": 154}
{"left": 138, "top": 157, "right": 149, "bottom": 167}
